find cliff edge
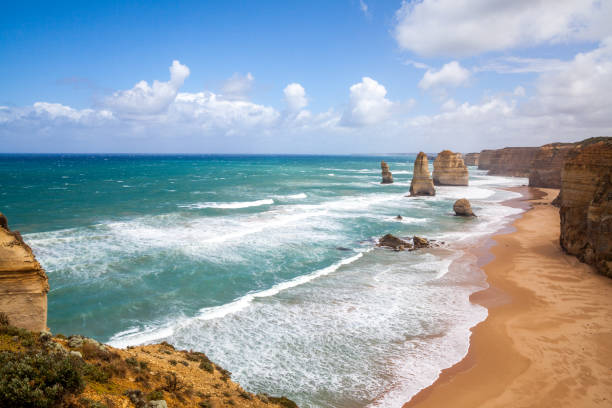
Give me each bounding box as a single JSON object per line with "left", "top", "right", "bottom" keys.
{"left": 559, "top": 137, "right": 612, "bottom": 277}
{"left": 0, "top": 212, "right": 49, "bottom": 331}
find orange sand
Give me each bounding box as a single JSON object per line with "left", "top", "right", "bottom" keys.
{"left": 404, "top": 187, "right": 612, "bottom": 408}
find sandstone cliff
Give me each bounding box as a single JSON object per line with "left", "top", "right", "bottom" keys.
{"left": 0, "top": 213, "right": 49, "bottom": 331}
{"left": 464, "top": 153, "right": 480, "bottom": 166}
{"left": 528, "top": 143, "right": 577, "bottom": 188}
{"left": 484, "top": 147, "right": 539, "bottom": 177}
{"left": 381, "top": 160, "right": 393, "bottom": 184}
{"left": 410, "top": 152, "right": 435, "bottom": 196}
{"left": 559, "top": 137, "right": 612, "bottom": 277}
{"left": 478, "top": 149, "right": 495, "bottom": 170}
{"left": 433, "top": 150, "right": 469, "bottom": 186}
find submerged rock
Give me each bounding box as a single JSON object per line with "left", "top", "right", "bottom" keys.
{"left": 433, "top": 150, "right": 469, "bottom": 186}
{"left": 381, "top": 161, "right": 394, "bottom": 184}
{"left": 378, "top": 234, "right": 412, "bottom": 251}
{"left": 453, "top": 198, "right": 476, "bottom": 216}
{"left": 409, "top": 152, "right": 436, "bottom": 196}
{"left": 395, "top": 215, "right": 403, "bottom": 220}
{"left": 412, "top": 236, "right": 430, "bottom": 249}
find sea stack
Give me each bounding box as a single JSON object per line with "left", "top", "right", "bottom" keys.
{"left": 381, "top": 160, "right": 393, "bottom": 184}
{"left": 409, "top": 152, "right": 435, "bottom": 196}
{"left": 464, "top": 153, "right": 480, "bottom": 166}
{"left": 559, "top": 137, "right": 612, "bottom": 277}
{"left": 0, "top": 212, "right": 49, "bottom": 331}
{"left": 433, "top": 150, "right": 469, "bottom": 186}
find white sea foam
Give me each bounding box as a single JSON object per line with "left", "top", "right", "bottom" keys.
{"left": 179, "top": 199, "right": 274, "bottom": 209}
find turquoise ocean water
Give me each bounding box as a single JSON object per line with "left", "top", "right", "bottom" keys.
{"left": 0, "top": 154, "right": 525, "bottom": 407}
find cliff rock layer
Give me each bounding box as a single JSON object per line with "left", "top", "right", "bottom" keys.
{"left": 559, "top": 138, "right": 612, "bottom": 277}
{"left": 528, "top": 143, "right": 577, "bottom": 188}
{"left": 410, "top": 152, "right": 435, "bottom": 196}
{"left": 433, "top": 150, "right": 469, "bottom": 186}
{"left": 381, "top": 160, "right": 393, "bottom": 184}
{"left": 484, "top": 147, "right": 539, "bottom": 177}
{"left": 464, "top": 153, "right": 480, "bottom": 166}
{"left": 478, "top": 149, "right": 495, "bottom": 170}
{"left": 0, "top": 213, "right": 49, "bottom": 331}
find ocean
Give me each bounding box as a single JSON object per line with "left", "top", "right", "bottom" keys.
{"left": 0, "top": 154, "right": 525, "bottom": 407}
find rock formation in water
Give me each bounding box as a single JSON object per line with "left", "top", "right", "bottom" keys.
{"left": 433, "top": 150, "right": 469, "bottom": 186}
{"left": 559, "top": 137, "right": 612, "bottom": 277}
{"left": 409, "top": 152, "right": 436, "bottom": 196}
{"left": 484, "top": 147, "right": 539, "bottom": 177}
{"left": 528, "top": 143, "right": 577, "bottom": 188}
{"left": 381, "top": 160, "right": 393, "bottom": 184}
{"left": 464, "top": 153, "right": 480, "bottom": 166}
{"left": 0, "top": 212, "right": 49, "bottom": 331}
{"left": 453, "top": 198, "right": 475, "bottom": 216}
{"left": 412, "top": 236, "right": 430, "bottom": 249}
{"left": 478, "top": 149, "right": 495, "bottom": 170}
{"left": 378, "top": 234, "right": 412, "bottom": 251}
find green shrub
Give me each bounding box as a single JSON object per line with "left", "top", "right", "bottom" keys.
{"left": 125, "top": 356, "right": 138, "bottom": 367}
{"left": 269, "top": 396, "right": 299, "bottom": 408}
{"left": 0, "top": 312, "right": 9, "bottom": 326}
{"left": 79, "top": 397, "right": 108, "bottom": 408}
{"left": 147, "top": 389, "right": 164, "bottom": 401}
{"left": 0, "top": 350, "right": 84, "bottom": 407}
{"left": 199, "top": 360, "right": 214, "bottom": 373}
{"left": 82, "top": 363, "right": 111, "bottom": 383}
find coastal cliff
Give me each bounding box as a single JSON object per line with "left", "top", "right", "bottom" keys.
{"left": 409, "top": 152, "right": 435, "bottom": 196}
{"left": 0, "top": 212, "right": 49, "bottom": 332}
{"left": 477, "top": 150, "right": 495, "bottom": 170}
{"left": 559, "top": 137, "right": 612, "bottom": 277}
{"left": 433, "top": 150, "right": 468, "bottom": 186}
{"left": 483, "top": 147, "right": 539, "bottom": 177}
{"left": 463, "top": 153, "right": 479, "bottom": 166}
{"left": 528, "top": 143, "right": 577, "bottom": 188}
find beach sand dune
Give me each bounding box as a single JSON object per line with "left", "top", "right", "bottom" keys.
{"left": 405, "top": 187, "right": 612, "bottom": 408}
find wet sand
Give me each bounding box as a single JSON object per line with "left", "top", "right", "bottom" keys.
{"left": 404, "top": 187, "right": 612, "bottom": 408}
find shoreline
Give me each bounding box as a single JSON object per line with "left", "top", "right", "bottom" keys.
{"left": 403, "top": 187, "right": 612, "bottom": 407}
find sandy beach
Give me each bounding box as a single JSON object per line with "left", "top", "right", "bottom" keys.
{"left": 405, "top": 187, "right": 612, "bottom": 408}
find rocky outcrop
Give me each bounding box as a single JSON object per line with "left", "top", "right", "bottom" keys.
{"left": 453, "top": 199, "right": 475, "bottom": 216}
{"left": 381, "top": 160, "right": 393, "bottom": 184}
{"left": 433, "top": 150, "right": 469, "bottom": 186}
{"left": 378, "top": 234, "right": 412, "bottom": 251}
{"left": 559, "top": 137, "right": 612, "bottom": 277}
{"left": 528, "top": 143, "right": 577, "bottom": 188}
{"left": 410, "top": 152, "right": 436, "bottom": 196}
{"left": 0, "top": 213, "right": 49, "bottom": 331}
{"left": 464, "top": 153, "right": 480, "bottom": 166}
{"left": 484, "top": 147, "right": 539, "bottom": 177}
{"left": 478, "top": 149, "right": 495, "bottom": 170}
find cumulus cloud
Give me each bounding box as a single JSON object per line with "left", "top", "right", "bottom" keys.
{"left": 221, "top": 72, "right": 254, "bottom": 101}
{"left": 394, "top": 0, "right": 612, "bottom": 57}
{"left": 419, "top": 61, "right": 470, "bottom": 90}
{"left": 475, "top": 56, "right": 569, "bottom": 74}
{"left": 342, "top": 77, "right": 393, "bottom": 126}
{"left": 105, "top": 60, "right": 190, "bottom": 116}
{"left": 283, "top": 83, "right": 308, "bottom": 112}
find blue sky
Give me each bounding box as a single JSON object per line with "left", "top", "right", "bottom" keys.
{"left": 1, "top": 0, "right": 611, "bottom": 153}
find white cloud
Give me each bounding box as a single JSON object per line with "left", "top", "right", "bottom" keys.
{"left": 283, "top": 83, "right": 308, "bottom": 112}
{"left": 418, "top": 61, "right": 470, "bottom": 90}
{"left": 404, "top": 60, "right": 430, "bottom": 70}
{"left": 105, "top": 60, "right": 190, "bottom": 116}
{"left": 394, "top": 0, "right": 612, "bottom": 57}
{"left": 359, "top": 0, "right": 369, "bottom": 16}
{"left": 221, "top": 72, "right": 254, "bottom": 101}
{"left": 475, "top": 56, "right": 569, "bottom": 74}
{"left": 342, "top": 77, "right": 393, "bottom": 126}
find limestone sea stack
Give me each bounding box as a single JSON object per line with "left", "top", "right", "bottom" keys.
{"left": 453, "top": 198, "right": 475, "bottom": 216}
{"left": 464, "top": 153, "right": 480, "bottom": 166}
{"left": 559, "top": 137, "right": 612, "bottom": 277}
{"left": 409, "top": 152, "right": 435, "bottom": 196}
{"left": 433, "top": 150, "right": 469, "bottom": 186}
{"left": 0, "top": 212, "right": 49, "bottom": 331}
{"left": 381, "top": 160, "right": 393, "bottom": 184}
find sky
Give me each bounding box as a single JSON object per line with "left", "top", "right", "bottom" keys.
{"left": 1, "top": 0, "right": 611, "bottom": 153}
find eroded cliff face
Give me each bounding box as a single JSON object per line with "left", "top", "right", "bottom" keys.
{"left": 478, "top": 149, "right": 495, "bottom": 170}
{"left": 464, "top": 153, "right": 480, "bottom": 166}
{"left": 485, "top": 147, "right": 539, "bottom": 177}
{"left": 559, "top": 138, "right": 612, "bottom": 277}
{"left": 381, "top": 160, "right": 393, "bottom": 184}
{"left": 528, "top": 143, "right": 577, "bottom": 188}
{"left": 0, "top": 213, "right": 49, "bottom": 331}
{"left": 433, "top": 150, "right": 468, "bottom": 186}
{"left": 410, "top": 152, "right": 435, "bottom": 196}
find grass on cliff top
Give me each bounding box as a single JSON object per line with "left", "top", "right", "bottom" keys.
{"left": 0, "top": 315, "right": 299, "bottom": 408}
